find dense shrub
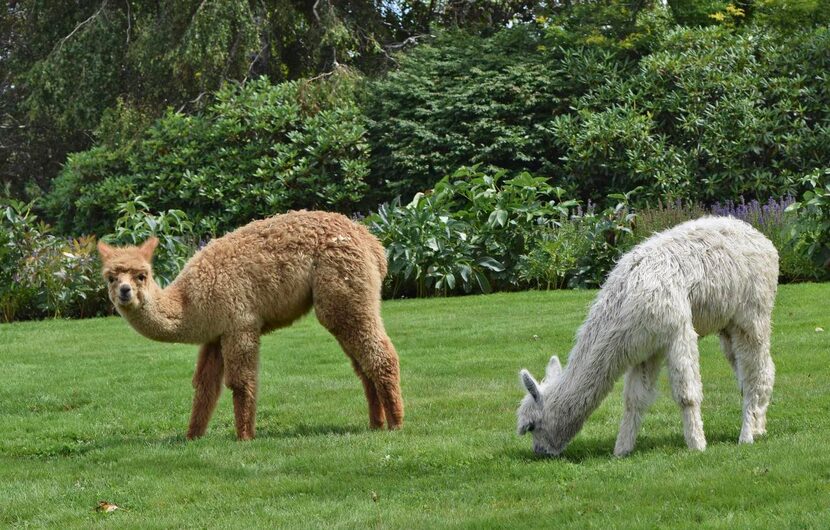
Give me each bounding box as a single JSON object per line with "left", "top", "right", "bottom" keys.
{"left": 45, "top": 74, "right": 370, "bottom": 237}
{"left": 370, "top": 194, "right": 504, "bottom": 298}
{"left": 369, "top": 167, "right": 822, "bottom": 299}
{"left": 787, "top": 168, "right": 830, "bottom": 271}
{"left": 0, "top": 198, "right": 197, "bottom": 322}
{"left": 367, "top": 166, "right": 640, "bottom": 296}
{"left": 517, "top": 198, "right": 638, "bottom": 291}
{"left": 363, "top": 12, "right": 830, "bottom": 207}
{"left": 567, "top": 194, "right": 638, "bottom": 288}
{"left": 40, "top": 6, "right": 830, "bottom": 239}
{"left": 553, "top": 23, "right": 830, "bottom": 203}
{"left": 363, "top": 26, "right": 632, "bottom": 202}
{"left": 519, "top": 221, "right": 585, "bottom": 290}
{"left": 0, "top": 199, "right": 108, "bottom": 322}
{"left": 368, "top": 167, "right": 578, "bottom": 296}
{"left": 103, "top": 198, "right": 198, "bottom": 286}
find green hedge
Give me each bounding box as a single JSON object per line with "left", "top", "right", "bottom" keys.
{"left": 362, "top": 16, "right": 830, "bottom": 206}
{"left": 45, "top": 75, "right": 370, "bottom": 237}
{"left": 555, "top": 24, "right": 830, "bottom": 203}
{"left": 363, "top": 26, "right": 631, "bottom": 203}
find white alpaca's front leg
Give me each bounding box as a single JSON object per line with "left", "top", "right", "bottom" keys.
{"left": 667, "top": 329, "right": 707, "bottom": 452}
{"left": 614, "top": 355, "right": 663, "bottom": 457}
{"left": 681, "top": 405, "right": 707, "bottom": 451}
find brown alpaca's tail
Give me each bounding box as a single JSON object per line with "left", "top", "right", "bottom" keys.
{"left": 370, "top": 238, "right": 388, "bottom": 280}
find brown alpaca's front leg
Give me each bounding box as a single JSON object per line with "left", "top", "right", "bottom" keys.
{"left": 187, "top": 341, "right": 224, "bottom": 439}
{"left": 222, "top": 331, "right": 261, "bottom": 441}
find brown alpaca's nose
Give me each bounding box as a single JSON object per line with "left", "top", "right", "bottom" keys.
{"left": 119, "top": 284, "right": 132, "bottom": 297}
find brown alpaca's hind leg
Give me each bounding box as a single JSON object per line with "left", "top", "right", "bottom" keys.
{"left": 349, "top": 357, "right": 385, "bottom": 429}
{"left": 313, "top": 255, "right": 404, "bottom": 430}
{"left": 221, "top": 330, "right": 261, "bottom": 441}
{"left": 187, "top": 341, "right": 225, "bottom": 439}
{"left": 319, "top": 317, "right": 404, "bottom": 430}
{"left": 374, "top": 334, "right": 404, "bottom": 429}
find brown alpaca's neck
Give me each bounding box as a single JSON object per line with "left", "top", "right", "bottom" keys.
{"left": 121, "top": 280, "right": 199, "bottom": 343}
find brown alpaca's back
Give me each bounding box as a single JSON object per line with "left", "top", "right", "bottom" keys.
{"left": 175, "top": 210, "right": 387, "bottom": 337}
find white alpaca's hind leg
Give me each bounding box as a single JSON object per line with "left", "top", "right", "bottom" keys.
{"left": 719, "top": 330, "right": 743, "bottom": 392}
{"left": 614, "top": 354, "right": 663, "bottom": 457}
{"left": 666, "top": 327, "right": 706, "bottom": 451}
{"left": 731, "top": 323, "right": 775, "bottom": 443}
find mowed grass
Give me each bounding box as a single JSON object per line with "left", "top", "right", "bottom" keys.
{"left": 1, "top": 284, "right": 829, "bottom": 528}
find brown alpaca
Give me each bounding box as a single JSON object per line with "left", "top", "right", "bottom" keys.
{"left": 97, "top": 210, "right": 404, "bottom": 440}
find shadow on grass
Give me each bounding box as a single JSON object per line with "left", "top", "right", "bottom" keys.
{"left": 103, "top": 422, "right": 369, "bottom": 447}
{"left": 504, "top": 428, "right": 743, "bottom": 463}
{"left": 257, "top": 422, "right": 368, "bottom": 439}
{"left": 128, "top": 422, "right": 371, "bottom": 442}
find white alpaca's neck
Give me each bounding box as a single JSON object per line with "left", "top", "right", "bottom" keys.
{"left": 545, "top": 336, "right": 623, "bottom": 450}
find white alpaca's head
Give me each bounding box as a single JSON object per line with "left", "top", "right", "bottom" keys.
{"left": 516, "top": 354, "right": 565, "bottom": 456}
{"left": 97, "top": 237, "right": 158, "bottom": 312}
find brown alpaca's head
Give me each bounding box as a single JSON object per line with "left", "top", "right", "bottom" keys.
{"left": 97, "top": 237, "right": 158, "bottom": 311}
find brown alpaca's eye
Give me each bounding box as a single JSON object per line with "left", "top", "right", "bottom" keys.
{"left": 137, "top": 273, "right": 146, "bottom": 282}
{"left": 108, "top": 276, "right": 116, "bottom": 283}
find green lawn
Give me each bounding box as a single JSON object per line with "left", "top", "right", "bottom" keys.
{"left": 1, "top": 284, "right": 829, "bottom": 528}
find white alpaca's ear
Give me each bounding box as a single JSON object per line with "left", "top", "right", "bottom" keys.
{"left": 520, "top": 369, "right": 541, "bottom": 404}
{"left": 545, "top": 355, "right": 562, "bottom": 380}
{"left": 139, "top": 236, "right": 159, "bottom": 262}
{"left": 97, "top": 240, "right": 114, "bottom": 261}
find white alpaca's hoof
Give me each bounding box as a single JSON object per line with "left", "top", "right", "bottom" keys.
{"left": 687, "top": 437, "right": 707, "bottom": 451}
{"left": 614, "top": 445, "right": 634, "bottom": 458}
{"left": 753, "top": 416, "right": 767, "bottom": 437}
{"left": 752, "top": 426, "right": 767, "bottom": 437}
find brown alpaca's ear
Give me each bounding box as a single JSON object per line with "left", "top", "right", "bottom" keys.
{"left": 97, "top": 240, "right": 114, "bottom": 261}
{"left": 139, "top": 237, "right": 159, "bottom": 262}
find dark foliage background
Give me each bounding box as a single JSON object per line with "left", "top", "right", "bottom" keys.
{"left": 2, "top": 0, "right": 829, "bottom": 319}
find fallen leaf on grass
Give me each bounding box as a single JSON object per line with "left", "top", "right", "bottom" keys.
{"left": 96, "top": 501, "right": 119, "bottom": 513}
{"left": 816, "top": 327, "right": 825, "bottom": 333}
{"left": 371, "top": 491, "right": 379, "bottom": 502}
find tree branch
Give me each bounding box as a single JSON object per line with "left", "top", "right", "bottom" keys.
{"left": 125, "top": 0, "right": 131, "bottom": 44}
{"left": 53, "top": 0, "right": 109, "bottom": 54}
{"left": 385, "top": 33, "right": 432, "bottom": 51}
{"left": 307, "top": 62, "right": 349, "bottom": 82}
{"left": 176, "top": 91, "right": 208, "bottom": 114}
{"left": 241, "top": 2, "right": 268, "bottom": 85}
{"left": 241, "top": 43, "right": 268, "bottom": 85}
{"left": 312, "top": 0, "right": 322, "bottom": 23}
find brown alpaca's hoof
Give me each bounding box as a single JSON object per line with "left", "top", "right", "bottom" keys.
{"left": 387, "top": 422, "right": 403, "bottom": 431}
{"left": 186, "top": 428, "right": 206, "bottom": 440}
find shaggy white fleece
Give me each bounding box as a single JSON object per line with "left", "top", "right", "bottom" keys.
{"left": 517, "top": 216, "right": 778, "bottom": 456}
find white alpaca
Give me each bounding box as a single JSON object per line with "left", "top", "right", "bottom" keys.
{"left": 516, "top": 217, "right": 778, "bottom": 457}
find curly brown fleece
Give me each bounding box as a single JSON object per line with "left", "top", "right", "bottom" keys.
{"left": 97, "top": 210, "right": 403, "bottom": 440}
